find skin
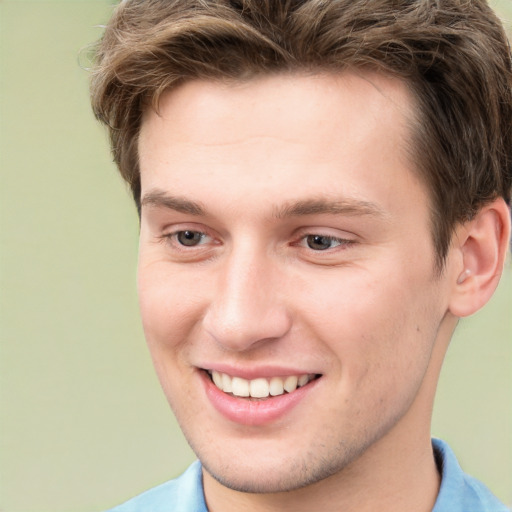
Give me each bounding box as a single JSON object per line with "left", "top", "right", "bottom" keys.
{"left": 136, "top": 72, "right": 503, "bottom": 512}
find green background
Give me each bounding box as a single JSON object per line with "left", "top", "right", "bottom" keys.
{"left": 0, "top": 1, "right": 510, "bottom": 511}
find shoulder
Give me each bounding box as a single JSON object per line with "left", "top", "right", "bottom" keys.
{"left": 432, "top": 439, "right": 510, "bottom": 512}
{"left": 105, "top": 460, "right": 207, "bottom": 512}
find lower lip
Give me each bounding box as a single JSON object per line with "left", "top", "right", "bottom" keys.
{"left": 201, "top": 371, "right": 319, "bottom": 426}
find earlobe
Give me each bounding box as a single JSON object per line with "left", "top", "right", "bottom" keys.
{"left": 448, "top": 198, "right": 511, "bottom": 318}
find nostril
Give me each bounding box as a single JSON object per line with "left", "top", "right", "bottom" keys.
{"left": 203, "top": 306, "right": 293, "bottom": 352}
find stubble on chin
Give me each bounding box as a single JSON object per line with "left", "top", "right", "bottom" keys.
{"left": 198, "top": 434, "right": 373, "bottom": 495}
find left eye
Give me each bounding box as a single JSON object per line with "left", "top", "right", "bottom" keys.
{"left": 304, "top": 234, "right": 345, "bottom": 251}
{"left": 175, "top": 230, "right": 207, "bottom": 247}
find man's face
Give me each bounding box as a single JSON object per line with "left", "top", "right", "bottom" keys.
{"left": 137, "top": 73, "right": 454, "bottom": 492}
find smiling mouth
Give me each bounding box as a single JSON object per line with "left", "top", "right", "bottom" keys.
{"left": 206, "top": 370, "right": 320, "bottom": 399}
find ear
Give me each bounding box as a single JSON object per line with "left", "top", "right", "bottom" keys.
{"left": 448, "top": 198, "right": 511, "bottom": 318}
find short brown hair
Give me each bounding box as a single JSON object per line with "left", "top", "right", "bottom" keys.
{"left": 90, "top": 0, "right": 512, "bottom": 268}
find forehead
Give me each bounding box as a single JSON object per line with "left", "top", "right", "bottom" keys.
{"left": 140, "top": 71, "right": 414, "bottom": 149}
{"left": 138, "top": 71, "right": 426, "bottom": 220}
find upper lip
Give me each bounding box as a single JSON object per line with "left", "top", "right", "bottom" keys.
{"left": 198, "top": 363, "right": 321, "bottom": 380}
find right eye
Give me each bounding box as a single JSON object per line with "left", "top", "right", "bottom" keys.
{"left": 174, "top": 230, "right": 207, "bottom": 247}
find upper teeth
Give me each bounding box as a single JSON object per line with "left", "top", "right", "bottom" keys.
{"left": 209, "top": 371, "right": 314, "bottom": 398}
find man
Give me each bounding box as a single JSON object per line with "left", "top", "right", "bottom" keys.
{"left": 91, "top": 1, "right": 511, "bottom": 511}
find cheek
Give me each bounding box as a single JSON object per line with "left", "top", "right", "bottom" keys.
{"left": 300, "top": 269, "right": 440, "bottom": 383}
{"left": 137, "top": 266, "right": 207, "bottom": 417}
{"left": 137, "top": 263, "right": 205, "bottom": 353}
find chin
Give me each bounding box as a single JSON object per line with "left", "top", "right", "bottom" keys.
{"left": 193, "top": 433, "right": 369, "bottom": 494}
{"left": 186, "top": 398, "right": 413, "bottom": 495}
{"left": 201, "top": 458, "right": 338, "bottom": 494}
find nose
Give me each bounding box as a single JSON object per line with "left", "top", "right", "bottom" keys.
{"left": 202, "top": 245, "right": 292, "bottom": 352}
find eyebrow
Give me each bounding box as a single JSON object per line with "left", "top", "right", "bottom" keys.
{"left": 141, "top": 190, "right": 206, "bottom": 215}
{"left": 141, "top": 189, "right": 387, "bottom": 220}
{"left": 274, "top": 198, "right": 387, "bottom": 219}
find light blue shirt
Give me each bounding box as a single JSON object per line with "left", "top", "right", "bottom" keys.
{"left": 106, "top": 439, "right": 509, "bottom": 512}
